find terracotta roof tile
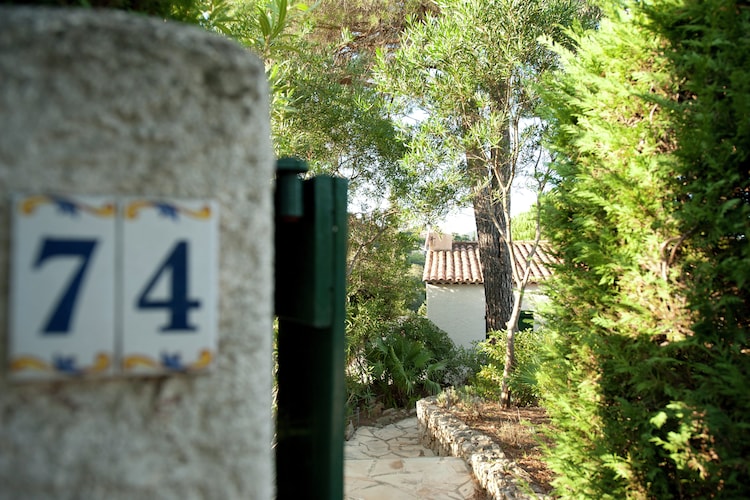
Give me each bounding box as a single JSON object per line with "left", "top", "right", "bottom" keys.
{"left": 511, "top": 241, "right": 555, "bottom": 282}
{"left": 423, "top": 241, "right": 555, "bottom": 285}
{"left": 423, "top": 242, "right": 483, "bottom": 284}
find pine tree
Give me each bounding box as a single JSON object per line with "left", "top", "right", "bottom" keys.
{"left": 376, "top": 0, "right": 594, "bottom": 335}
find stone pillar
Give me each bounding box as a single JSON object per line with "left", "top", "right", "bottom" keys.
{"left": 0, "top": 8, "right": 274, "bottom": 499}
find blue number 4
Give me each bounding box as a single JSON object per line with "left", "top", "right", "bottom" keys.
{"left": 137, "top": 241, "right": 201, "bottom": 332}
{"left": 34, "top": 239, "right": 98, "bottom": 334}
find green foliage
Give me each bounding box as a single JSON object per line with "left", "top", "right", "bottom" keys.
{"left": 344, "top": 213, "right": 437, "bottom": 411}
{"left": 648, "top": 0, "right": 750, "bottom": 495}
{"left": 273, "top": 52, "right": 407, "bottom": 201}
{"left": 538, "top": 0, "right": 750, "bottom": 497}
{"left": 406, "top": 249, "right": 425, "bottom": 267}
{"left": 473, "top": 329, "right": 545, "bottom": 407}
{"left": 145, "top": 0, "right": 407, "bottom": 203}
{"left": 346, "top": 211, "right": 422, "bottom": 339}
{"left": 366, "top": 324, "right": 444, "bottom": 408}
{"left": 346, "top": 296, "right": 484, "bottom": 412}
{"left": 303, "top": 0, "right": 435, "bottom": 50}
{"left": 511, "top": 210, "right": 539, "bottom": 241}
{"left": 443, "top": 344, "right": 487, "bottom": 387}
{"left": 350, "top": 314, "right": 469, "bottom": 409}
{"left": 225, "top": 0, "right": 311, "bottom": 128}
{"left": 435, "top": 385, "right": 483, "bottom": 410}
{"left": 374, "top": 0, "right": 599, "bottom": 214}
{"left": 376, "top": 0, "right": 599, "bottom": 336}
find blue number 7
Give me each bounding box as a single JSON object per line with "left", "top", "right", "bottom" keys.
{"left": 34, "top": 238, "right": 98, "bottom": 334}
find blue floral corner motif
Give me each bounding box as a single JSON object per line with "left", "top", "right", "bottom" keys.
{"left": 53, "top": 355, "right": 81, "bottom": 375}
{"left": 51, "top": 197, "right": 79, "bottom": 217}
{"left": 161, "top": 352, "right": 185, "bottom": 371}
{"left": 155, "top": 203, "right": 179, "bottom": 220}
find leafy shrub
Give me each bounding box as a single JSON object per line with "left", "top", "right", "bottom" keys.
{"left": 345, "top": 373, "right": 376, "bottom": 422}
{"left": 396, "top": 314, "right": 456, "bottom": 359}
{"left": 344, "top": 212, "right": 428, "bottom": 415}
{"left": 345, "top": 211, "right": 423, "bottom": 361}
{"left": 347, "top": 314, "right": 482, "bottom": 410}
{"left": 474, "top": 329, "right": 545, "bottom": 407}
{"left": 442, "top": 343, "right": 487, "bottom": 388}
{"left": 366, "top": 315, "right": 458, "bottom": 407}
{"left": 367, "top": 331, "right": 444, "bottom": 408}
{"left": 388, "top": 315, "right": 486, "bottom": 391}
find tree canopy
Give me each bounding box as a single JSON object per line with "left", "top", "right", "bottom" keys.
{"left": 375, "top": 0, "right": 596, "bottom": 333}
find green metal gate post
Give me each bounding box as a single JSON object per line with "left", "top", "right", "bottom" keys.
{"left": 274, "top": 158, "right": 348, "bottom": 499}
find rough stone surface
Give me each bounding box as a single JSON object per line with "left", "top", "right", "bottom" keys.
{"left": 417, "top": 397, "right": 549, "bottom": 500}
{"left": 345, "top": 417, "right": 483, "bottom": 499}
{"left": 350, "top": 406, "right": 417, "bottom": 429}
{"left": 0, "top": 8, "right": 274, "bottom": 500}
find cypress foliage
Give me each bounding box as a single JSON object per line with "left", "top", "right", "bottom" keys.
{"left": 538, "top": 0, "right": 749, "bottom": 497}
{"left": 648, "top": 0, "right": 750, "bottom": 494}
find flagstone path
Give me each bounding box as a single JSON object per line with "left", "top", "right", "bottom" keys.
{"left": 344, "top": 417, "right": 485, "bottom": 499}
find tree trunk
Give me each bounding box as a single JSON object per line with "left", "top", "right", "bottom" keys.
{"left": 500, "top": 237, "right": 543, "bottom": 407}
{"left": 500, "top": 292, "right": 522, "bottom": 408}
{"left": 472, "top": 182, "right": 514, "bottom": 333}
{"left": 500, "top": 330, "right": 516, "bottom": 408}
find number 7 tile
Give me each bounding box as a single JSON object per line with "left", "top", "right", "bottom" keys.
{"left": 9, "top": 194, "right": 117, "bottom": 380}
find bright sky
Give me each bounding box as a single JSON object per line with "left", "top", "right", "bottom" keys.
{"left": 436, "top": 184, "right": 537, "bottom": 237}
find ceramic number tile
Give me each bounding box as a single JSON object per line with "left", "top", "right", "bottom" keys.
{"left": 9, "top": 194, "right": 117, "bottom": 380}
{"left": 120, "top": 198, "right": 218, "bottom": 375}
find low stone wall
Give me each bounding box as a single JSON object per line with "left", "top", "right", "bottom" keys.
{"left": 416, "top": 397, "right": 548, "bottom": 500}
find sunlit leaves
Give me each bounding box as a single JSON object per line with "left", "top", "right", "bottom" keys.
{"left": 376, "top": 0, "right": 594, "bottom": 218}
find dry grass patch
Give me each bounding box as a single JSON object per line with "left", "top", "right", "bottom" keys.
{"left": 438, "top": 391, "right": 555, "bottom": 495}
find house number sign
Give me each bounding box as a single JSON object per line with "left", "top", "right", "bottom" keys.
{"left": 8, "top": 194, "right": 218, "bottom": 381}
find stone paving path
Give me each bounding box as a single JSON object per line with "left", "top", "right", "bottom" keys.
{"left": 344, "top": 417, "right": 485, "bottom": 499}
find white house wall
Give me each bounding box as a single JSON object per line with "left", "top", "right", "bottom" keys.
{"left": 519, "top": 284, "right": 546, "bottom": 312}
{"left": 426, "top": 283, "right": 550, "bottom": 348}
{"left": 520, "top": 284, "right": 549, "bottom": 330}
{"left": 426, "top": 284, "right": 486, "bottom": 348}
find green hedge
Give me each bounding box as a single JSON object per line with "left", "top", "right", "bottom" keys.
{"left": 538, "top": 0, "right": 749, "bottom": 497}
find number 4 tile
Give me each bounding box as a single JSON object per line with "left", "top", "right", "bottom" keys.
{"left": 120, "top": 198, "right": 218, "bottom": 375}
{"left": 9, "top": 194, "right": 117, "bottom": 380}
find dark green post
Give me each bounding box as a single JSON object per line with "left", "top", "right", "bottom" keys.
{"left": 274, "top": 158, "right": 347, "bottom": 499}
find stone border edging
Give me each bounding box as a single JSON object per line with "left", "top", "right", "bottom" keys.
{"left": 416, "top": 397, "right": 548, "bottom": 500}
